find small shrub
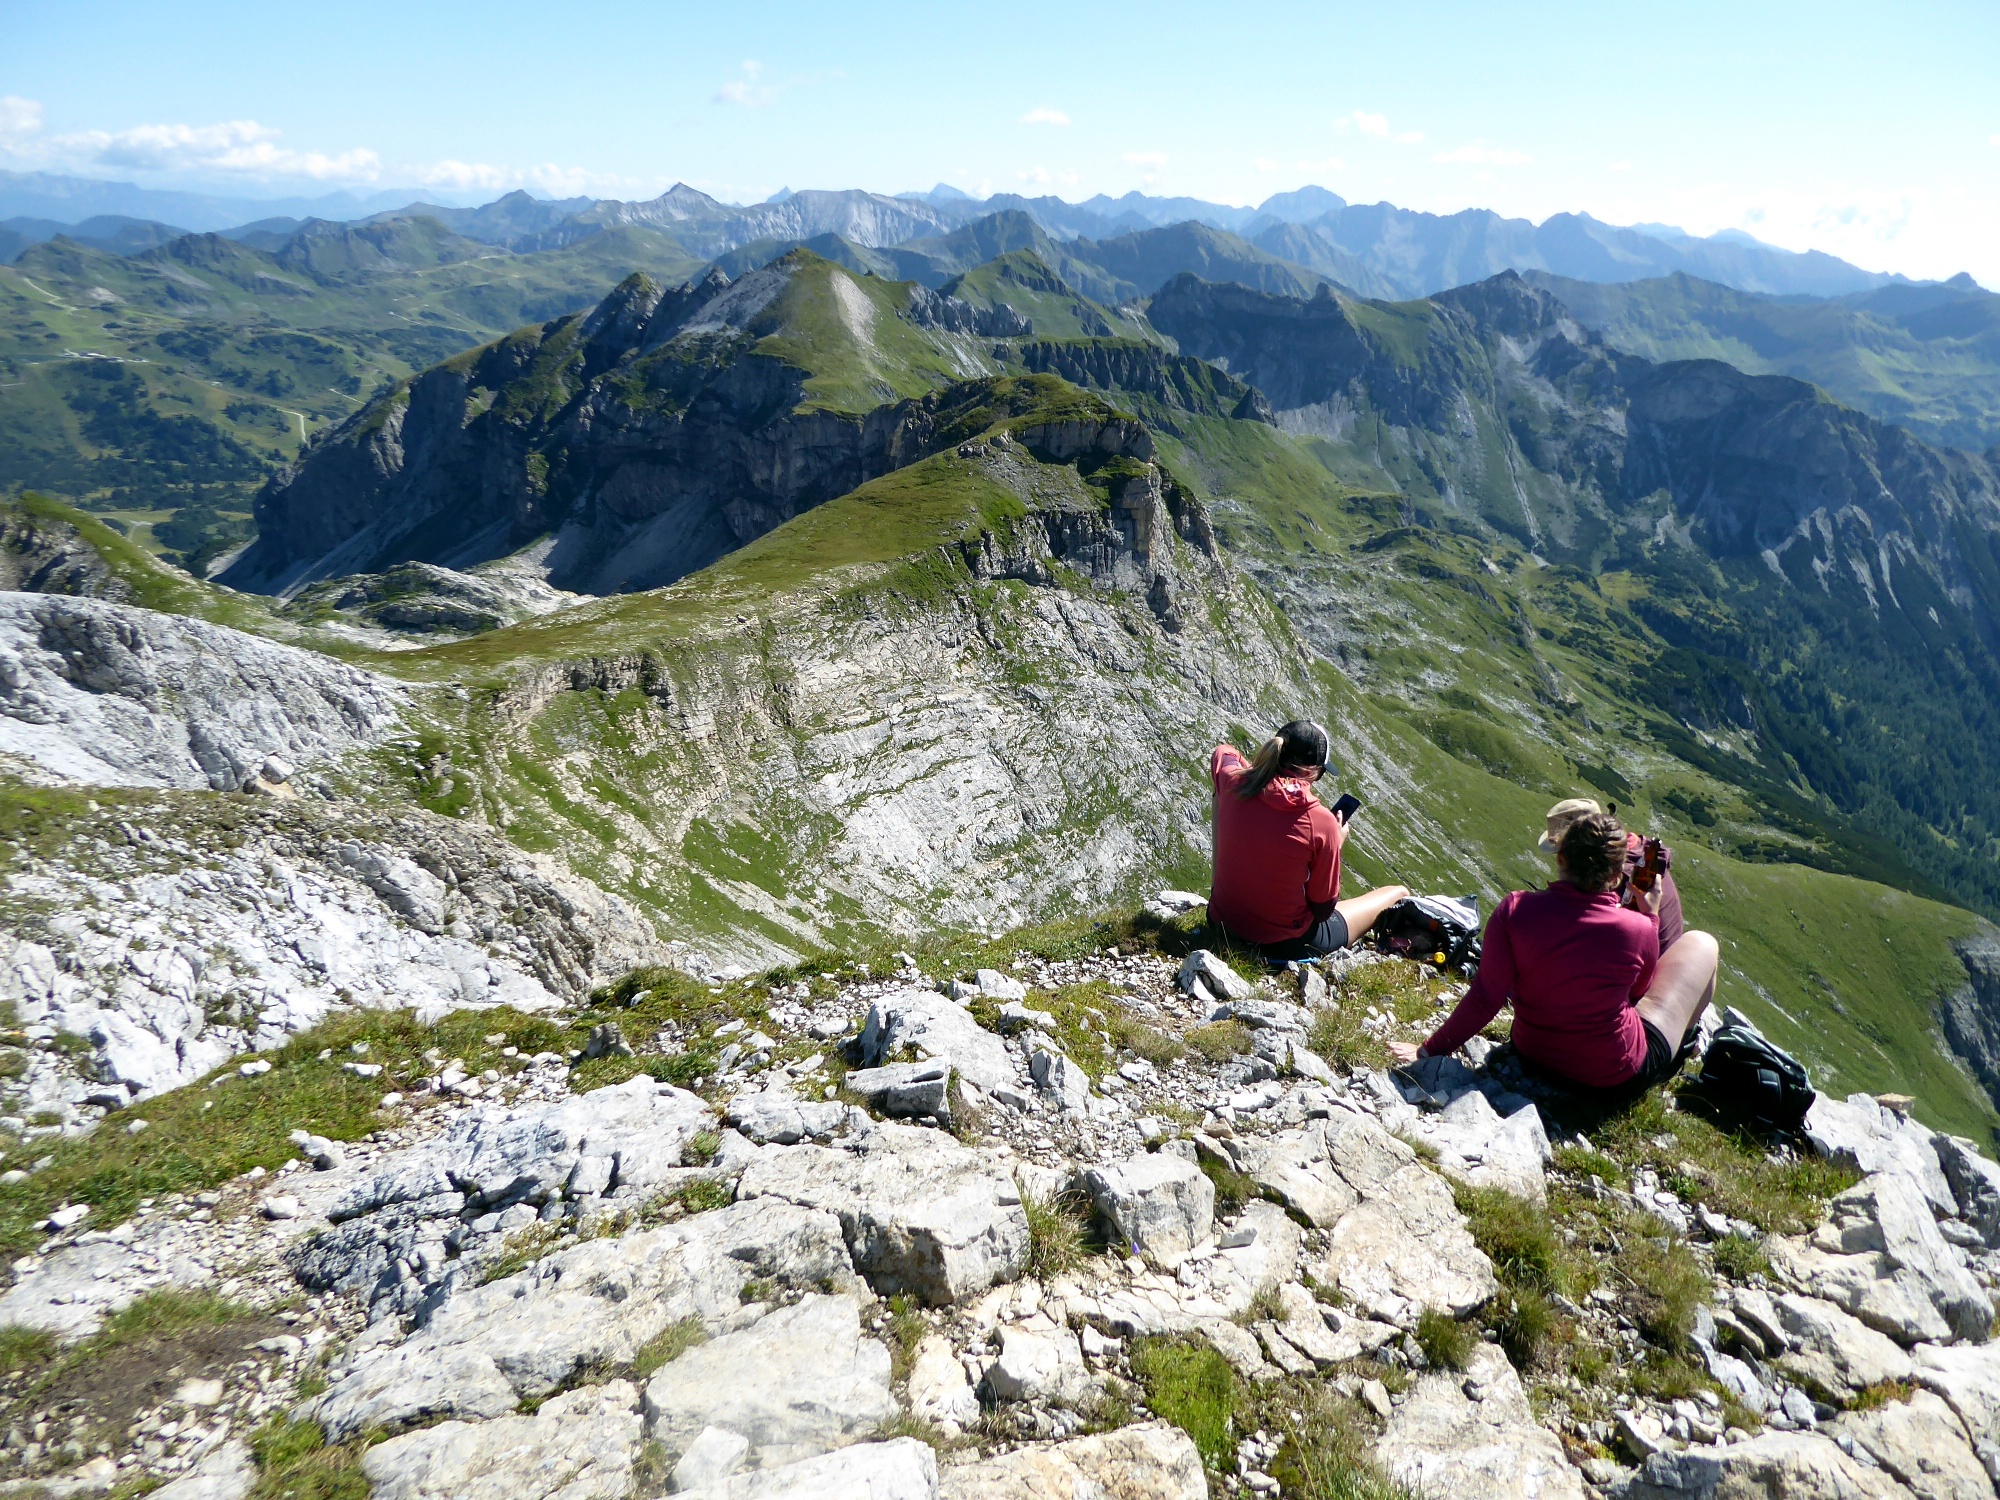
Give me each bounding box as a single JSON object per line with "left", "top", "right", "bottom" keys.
{"left": 247, "top": 1416, "right": 368, "bottom": 1500}
{"left": 1490, "top": 1286, "right": 1558, "bottom": 1370}
{"left": 1709, "top": 1233, "right": 1770, "bottom": 1282}
{"left": 671, "top": 1178, "right": 733, "bottom": 1215}
{"left": 1307, "top": 1004, "right": 1379, "bottom": 1072}
{"left": 683, "top": 1130, "right": 721, "bottom": 1165}
{"left": 1847, "top": 1378, "right": 1913, "bottom": 1412}
{"left": 1129, "top": 1336, "right": 1237, "bottom": 1472}
{"left": 739, "top": 1278, "right": 773, "bottom": 1304}
{"left": 1244, "top": 1374, "right": 1417, "bottom": 1500}
{"left": 1453, "top": 1186, "right": 1564, "bottom": 1295}
{"left": 477, "top": 1223, "right": 562, "bottom": 1285}
{"left": 1415, "top": 1308, "right": 1473, "bottom": 1372}
{"left": 1185, "top": 1021, "right": 1252, "bottom": 1064}
{"left": 884, "top": 1295, "right": 929, "bottom": 1382}
{"left": 1198, "top": 1155, "right": 1257, "bottom": 1216}
{"left": 1111, "top": 1015, "right": 1185, "bottom": 1067}
{"left": 1022, "top": 1186, "right": 1091, "bottom": 1278}
{"left": 1550, "top": 1144, "right": 1627, "bottom": 1188}
{"left": 1622, "top": 1234, "right": 1712, "bottom": 1351}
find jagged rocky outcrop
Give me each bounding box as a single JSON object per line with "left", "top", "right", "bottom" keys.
{"left": 1150, "top": 270, "right": 2000, "bottom": 609}
{"left": 0, "top": 591, "right": 404, "bottom": 790}
{"left": 220, "top": 253, "right": 1012, "bottom": 598}
{"left": 1015, "top": 339, "right": 1275, "bottom": 426}
{"left": 0, "top": 508, "right": 133, "bottom": 602}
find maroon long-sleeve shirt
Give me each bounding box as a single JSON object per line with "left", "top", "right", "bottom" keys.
{"left": 1423, "top": 882, "right": 1659, "bottom": 1088}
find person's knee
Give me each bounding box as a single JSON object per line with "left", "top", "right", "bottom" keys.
{"left": 1682, "top": 930, "right": 1720, "bottom": 966}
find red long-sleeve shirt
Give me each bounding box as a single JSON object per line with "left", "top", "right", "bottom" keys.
{"left": 1208, "top": 745, "right": 1345, "bottom": 945}
{"left": 1423, "top": 882, "right": 1659, "bottom": 1088}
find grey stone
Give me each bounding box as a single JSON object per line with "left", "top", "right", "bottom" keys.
{"left": 983, "top": 1325, "right": 1090, "bottom": 1405}
{"left": 1225, "top": 1129, "right": 1357, "bottom": 1229}
{"left": 994, "top": 1002, "right": 1055, "bottom": 1035}
{"left": 1933, "top": 1135, "right": 2000, "bottom": 1249}
{"left": 1695, "top": 1336, "right": 1770, "bottom": 1414}
{"left": 1837, "top": 1388, "right": 1991, "bottom": 1500}
{"left": 1911, "top": 1340, "right": 2000, "bottom": 1458}
{"left": 1397, "top": 1090, "right": 1552, "bottom": 1204}
{"left": 1314, "top": 1115, "right": 1497, "bottom": 1325}
{"left": 856, "top": 989, "right": 1016, "bottom": 1093}
{"left": 734, "top": 1123, "right": 1029, "bottom": 1306}
{"left": 673, "top": 1427, "right": 751, "bottom": 1492}
{"left": 152, "top": 1439, "right": 256, "bottom": 1500}
{"left": 1376, "top": 1344, "right": 1588, "bottom": 1500}
{"left": 1224, "top": 999, "right": 1311, "bottom": 1032}
{"left": 906, "top": 1333, "right": 979, "bottom": 1430}
{"left": 671, "top": 1437, "right": 938, "bottom": 1499}
{"left": 1623, "top": 1429, "right": 1913, "bottom": 1499}
{"left": 1806, "top": 1094, "right": 1956, "bottom": 1217}
{"left": 843, "top": 1062, "right": 951, "bottom": 1120}
{"left": 1804, "top": 1173, "right": 1993, "bottom": 1343}
{"left": 644, "top": 1294, "right": 895, "bottom": 1469}
{"left": 312, "top": 1199, "right": 852, "bottom": 1437}
{"left": 1773, "top": 1293, "right": 1915, "bottom": 1395}
{"left": 725, "top": 1086, "right": 856, "bottom": 1145}
{"left": 361, "top": 1380, "right": 643, "bottom": 1500}
{"left": 937, "top": 1422, "right": 1205, "bottom": 1499}
{"left": 1178, "top": 950, "right": 1252, "bottom": 1003}
{"left": 1028, "top": 1044, "right": 1092, "bottom": 1113}
{"left": 974, "top": 969, "right": 1027, "bottom": 1001}
{"left": 1081, "top": 1152, "right": 1216, "bottom": 1269}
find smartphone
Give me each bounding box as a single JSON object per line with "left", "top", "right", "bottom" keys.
{"left": 1331, "top": 793, "right": 1361, "bottom": 825}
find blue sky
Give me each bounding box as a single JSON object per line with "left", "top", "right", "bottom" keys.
{"left": 4, "top": 0, "right": 1997, "bottom": 283}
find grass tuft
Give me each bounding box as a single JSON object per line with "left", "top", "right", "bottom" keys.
{"left": 1415, "top": 1308, "right": 1474, "bottom": 1372}
{"left": 248, "top": 1415, "right": 368, "bottom": 1500}
{"left": 631, "top": 1317, "right": 706, "bottom": 1378}
{"left": 1021, "top": 1186, "right": 1092, "bottom": 1279}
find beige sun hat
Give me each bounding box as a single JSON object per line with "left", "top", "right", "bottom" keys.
{"left": 1537, "top": 797, "right": 1603, "bottom": 852}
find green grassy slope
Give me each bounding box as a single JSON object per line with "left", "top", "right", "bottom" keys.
{"left": 0, "top": 220, "right": 703, "bottom": 562}
{"left": 1530, "top": 270, "right": 2000, "bottom": 454}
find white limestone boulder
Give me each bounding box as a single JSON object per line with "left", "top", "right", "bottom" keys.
{"left": 1081, "top": 1151, "right": 1215, "bottom": 1269}
{"left": 643, "top": 1294, "right": 895, "bottom": 1470}
{"left": 1836, "top": 1388, "right": 1992, "bottom": 1500}
{"left": 1623, "top": 1429, "right": 1912, "bottom": 1499}
{"left": 855, "top": 989, "right": 1017, "bottom": 1093}
{"left": 1806, "top": 1094, "right": 1956, "bottom": 1216}
{"left": 672, "top": 1437, "right": 938, "bottom": 1499}
{"left": 734, "top": 1123, "right": 1029, "bottom": 1306}
{"left": 938, "top": 1421, "right": 1205, "bottom": 1499}
{"left": 1376, "top": 1342, "right": 1587, "bottom": 1500}
{"left": 360, "top": 1380, "right": 643, "bottom": 1500}
{"left": 311, "top": 1199, "right": 852, "bottom": 1438}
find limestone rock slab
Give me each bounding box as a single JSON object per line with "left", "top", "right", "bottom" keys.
{"left": 857, "top": 989, "right": 1016, "bottom": 1093}
{"left": 1081, "top": 1152, "right": 1216, "bottom": 1268}
{"left": 938, "top": 1421, "right": 1205, "bottom": 1499}
{"left": 1624, "top": 1429, "right": 1913, "bottom": 1499}
{"left": 1376, "top": 1343, "right": 1586, "bottom": 1500}
{"left": 312, "top": 1198, "right": 851, "bottom": 1438}
{"left": 673, "top": 1437, "right": 939, "bottom": 1499}
{"left": 734, "top": 1123, "right": 1028, "bottom": 1306}
{"left": 1837, "top": 1388, "right": 1991, "bottom": 1500}
{"left": 1773, "top": 1293, "right": 1916, "bottom": 1395}
{"left": 1806, "top": 1094, "right": 1956, "bottom": 1217}
{"left": 361, "top": 1380, "right": 643, "bottom": 1500}
{"left": 643, "top": 1294, "right": 895, "bottom": 1469}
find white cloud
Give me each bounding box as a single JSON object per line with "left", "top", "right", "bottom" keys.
{"left": 714, "top": 60, "right": 774, "bottom": 106}
{"left": 1351, "top": 110, "right": 1389, "bottom": 138}
{"left": 1434, "top": 143, "right": 1532, "bottom": 166}
{"left": 1296, "top": 156, "right": 1346, "bottom": 172}
{"left": 1331, "top": 109, "right": 1420, "bottom": 144}
{"left": 1019, "top": 107, "right": 1071, "bottom": 127}
{"left": 56, "top": 118, "right": 383, "bottom": 181}
{"left": 1396, "top": 130, "right": 1425, "bottom": 144}
{"left": 1123, "top": 151, "right": 1169, "bottom": 166}
{"left": 1255, "top": 157, "right": 1280, "bottom": 172}
{"left": 0, "top": 95, "right": 43, "bottom": 147}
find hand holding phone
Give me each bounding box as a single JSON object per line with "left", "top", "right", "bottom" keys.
{"left": 1331, "top": 793, "right": 1361, "bottom": 825}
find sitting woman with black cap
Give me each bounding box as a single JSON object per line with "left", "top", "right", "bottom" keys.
{"left": 1207, "top": 720, "right": 1410, "bottom": 960}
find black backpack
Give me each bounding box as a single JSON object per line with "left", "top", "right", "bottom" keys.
{"left": 1368, "top": 895, "right": 1482, "bottom": 974}
{"left": 1681, "top": 1015, "right": 1816, "bottom": 1133}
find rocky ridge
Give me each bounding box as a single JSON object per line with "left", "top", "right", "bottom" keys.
{"left": 1, "top": 928, "right": 1995, "bottom": 1500}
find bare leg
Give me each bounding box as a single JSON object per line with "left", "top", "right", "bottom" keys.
{"left": 1633, "top": 930, "right": 1719, "bottom": 1051}
{"left": 1336, "top": 884, "right": 1410, "bottom": 943}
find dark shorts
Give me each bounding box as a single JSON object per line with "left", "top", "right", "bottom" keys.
{"left": 1518, "top": 1019, "right": 1697, "bottom": 1101}
{"left": 1256, "top": 909, "right": 1350, "bottom": 963}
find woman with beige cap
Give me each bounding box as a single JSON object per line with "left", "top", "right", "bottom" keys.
{"left": 1539, "top": 798, "right": 1684, "bottom": 949}
{"left": 1389, "top": 810, "right": 1718, "bottom": 1098}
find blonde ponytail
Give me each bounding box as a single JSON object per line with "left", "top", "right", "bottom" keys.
{"left": 1235, "top": 721, "right": 1330, "bottom": 799}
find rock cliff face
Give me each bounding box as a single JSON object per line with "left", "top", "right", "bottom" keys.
{"left": 1150, "top": 271, "right": 2000, "bottom": 622}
